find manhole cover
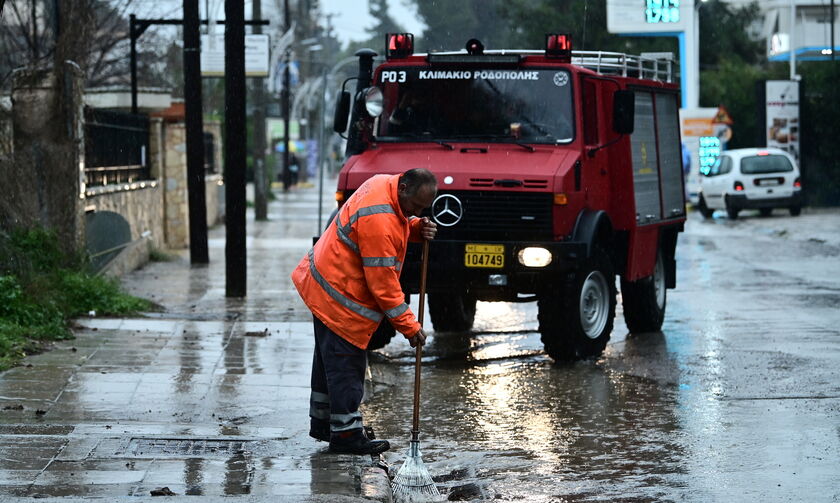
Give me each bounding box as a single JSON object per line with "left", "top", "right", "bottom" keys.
{"left": 123, "top": 437, "right": 262, "bottom": 457}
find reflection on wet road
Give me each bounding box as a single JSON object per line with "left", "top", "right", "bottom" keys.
{"left": 364, "top": 212, "right": 840, "bottom": 502}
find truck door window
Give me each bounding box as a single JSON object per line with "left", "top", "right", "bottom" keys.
{"left": 376, "top": 68, "right": 574, "bottom": 144}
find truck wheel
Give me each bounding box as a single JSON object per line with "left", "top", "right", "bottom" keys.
{"left": 538, "top": 247, "right": 616, "bottom": 361}
{"left": 428, "top": 292, "right": 476, "bottom": 333}
{"left": 698, "top": 194, "right": 714, "bottom": 219}
{"left": 725, "top": 197, "right": 739, "bottom": 219}
{"left": 366, "top": 293, "right": 410, "bottom": 350}
{"left": 620, "top": 249, "right": 666, "bottom": 333}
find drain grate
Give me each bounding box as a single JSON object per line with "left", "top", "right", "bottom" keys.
{"left": 125, "top": 437, "right": 259, "bottom": 457}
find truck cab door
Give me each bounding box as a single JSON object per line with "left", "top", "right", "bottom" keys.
{"left": 580, "top": 77, "right": 610, "bottom": 208}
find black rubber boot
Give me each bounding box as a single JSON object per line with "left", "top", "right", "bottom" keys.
{"left": 309, "top": 419, "right": 330, "bottom": 442}
{"left": 329, "top": 428, "right": 390, "bottom": 455}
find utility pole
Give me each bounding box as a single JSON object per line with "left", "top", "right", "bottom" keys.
{"left": 225, "top": 0, "right": 247, "bottom": 297}
{"left": 253, "top": 0, "right": 268, "bottom": 220}
{"left": 183, "top": 0, "right": 209, "bottom": 264}
{"left": 282, "top": 0, "right": 292, "bottom": 192}
{"left": 790, "top": 0, "right": 797, "bottom": 80}
{"left": 831, "top": 0, "right": 834, "bottom": 61}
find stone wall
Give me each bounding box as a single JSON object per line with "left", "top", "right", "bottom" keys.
{"left": 85, "top": 184, "right": 164, "bottom": 277}
{"left": 162, "top": 122, "right": 190, "bottom": 248}
{"left": 162, "top": 121, "right": 224, "bottom": 249}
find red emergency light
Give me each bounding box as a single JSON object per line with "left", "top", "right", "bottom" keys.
{"left": 386, "top": 33, "right": 414, "bottom": 59}
{"left": 465, "top": 38, "right": 485, "bottom": 55}
{"left": 546, "top": 33, "right": 572, "bottom": 61}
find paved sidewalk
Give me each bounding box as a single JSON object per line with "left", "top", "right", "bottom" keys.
{"left": 0, "top": 182, "right": 392, "bottom": 502}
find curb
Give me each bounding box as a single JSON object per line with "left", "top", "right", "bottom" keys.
{"left": 359, "top": 454, "right": 393, "bottom": 503}
{"left": 359, "top": 465, "right": 392, "bottom": 503}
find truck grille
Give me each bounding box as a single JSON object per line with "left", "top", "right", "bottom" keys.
{"left": 426, "top": 191, "right": 553, "bottom": 241}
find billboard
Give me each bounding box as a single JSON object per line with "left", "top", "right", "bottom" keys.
{"left": 607, "top": 0, "right": 693, "bottom": 34}
{"left": 766, "top": 80, "right": 800, "bottom": 162}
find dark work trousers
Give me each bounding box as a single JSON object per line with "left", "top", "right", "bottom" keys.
{"left": 309, "top": 315, "right": 368, "bottom": 435}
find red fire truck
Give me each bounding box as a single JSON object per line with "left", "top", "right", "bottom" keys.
{"left": 331, "top": 34, "right": 686, "bottom": 360}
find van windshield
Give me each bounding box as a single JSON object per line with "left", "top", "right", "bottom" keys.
{"left": 375, "top": 67, "right": 574, "bottom": 144}
{"left": 741, "top": 154, "right": 794, "bottom": 174}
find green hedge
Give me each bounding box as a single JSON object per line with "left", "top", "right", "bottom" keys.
{"left": 0, "top": 227, "right": 150, "bottom": 370}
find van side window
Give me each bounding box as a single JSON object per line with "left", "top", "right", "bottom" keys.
{"left": 708, "top": 155, "right": 731, "bottom": 176}
{"left": 718, "top": 156, "right": 732, "bottom": 175}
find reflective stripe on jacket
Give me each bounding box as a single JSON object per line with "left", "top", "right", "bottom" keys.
{"left": 291, "top": 174, "right": 423, "bottom": 349}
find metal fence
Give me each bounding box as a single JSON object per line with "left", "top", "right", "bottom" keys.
{"left": 84, "top": 107, "right": 151, "bottom": 186}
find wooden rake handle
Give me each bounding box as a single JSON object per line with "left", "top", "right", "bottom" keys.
{"left": 411, "top": 239, "right": 430, "bottom": 439}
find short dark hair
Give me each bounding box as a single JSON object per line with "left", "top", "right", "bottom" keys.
{"left": 399, "top": 168, "right": 437, "bottom": 196}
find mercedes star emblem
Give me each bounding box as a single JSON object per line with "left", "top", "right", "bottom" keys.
{"left": 432, "top": 194, "right": 463, "bottom": 227}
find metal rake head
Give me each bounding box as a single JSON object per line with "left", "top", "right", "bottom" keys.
{"left": 392, "top": 441, "right": 440, "bottom": 502}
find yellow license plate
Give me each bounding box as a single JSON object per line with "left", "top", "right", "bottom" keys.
{"left": 464, "top": 244, "right": 504, "bottom": 268}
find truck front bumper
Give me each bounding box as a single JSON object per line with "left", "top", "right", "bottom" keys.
{"left": 400, "top": 239, "right": 586, "bottom": 298}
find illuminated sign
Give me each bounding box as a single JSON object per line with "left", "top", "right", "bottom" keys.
{"left": 607, "top": 0, "right": 691, "bottom": 34}
{"left": 646, "top": 0, "right": 680, "bottom": 24}
{"left": 698, "top": 136, "right": 721, "bottom": 175}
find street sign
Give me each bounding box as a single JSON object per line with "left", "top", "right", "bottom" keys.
{"left": 200, "top": 34, "right": 270, "bottom": 77}
{"left": 713, "top": 105, "right": 734, "bottom": 125}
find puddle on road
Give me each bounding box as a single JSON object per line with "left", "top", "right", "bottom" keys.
{"left": 368, "top": 300, "right": 686, "bottom": 502}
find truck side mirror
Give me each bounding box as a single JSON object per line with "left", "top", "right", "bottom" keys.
{"left": 613, "top": 90, "right": 635, "bottom": 135}
{"left": 333, "top": 91, "right": 351, "bottom": 134}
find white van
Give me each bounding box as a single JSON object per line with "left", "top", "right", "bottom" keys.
{"left": 698, "top": 147, "right": 802, "bottom": 219}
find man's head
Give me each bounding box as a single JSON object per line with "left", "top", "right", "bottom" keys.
{"left": 397, "top": 168, "right": 437, "bottom": 218}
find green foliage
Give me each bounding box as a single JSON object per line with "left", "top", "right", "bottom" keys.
{"left": 0, "top": 227, "right": 150, "bottom": 370}
{"left": 700, "top": 57, "right": 767, "bottom": 148}
{"left": 798, "top": 62, "right": 840, "bottom": 205}
{"left": 698, "top": 1, "right": 764, "bottom": 67}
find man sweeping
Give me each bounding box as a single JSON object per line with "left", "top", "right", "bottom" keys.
{"left": 292, "top": 168, "right": 438, "bottom": 455}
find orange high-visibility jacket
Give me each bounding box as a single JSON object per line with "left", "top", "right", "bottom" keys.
{"left": 292, "top": 174, "right": 424, "bottom": 349}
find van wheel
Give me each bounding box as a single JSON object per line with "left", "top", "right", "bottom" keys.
{"left": 621, "top": 249, "right": 666, "bottom": 333}
{"left": 759, "top": 208, "right": 773, "bottom": 217}
{"left": 428, "top": 291, "right": 476, "bottom": 332}
{"left": 789, "top": 205, "right": 801, "bottom": 216}
{"left": 367, "top": 293, "right": 410, "bottom": 350}
{"left": 725, "top": 197, "right": 740, "bottom": 219}
{"left": 538, "top": 246, "right": 616, "bottom": 361}
{"left": 698, "top": 194, "right": 714, "bottom": 219}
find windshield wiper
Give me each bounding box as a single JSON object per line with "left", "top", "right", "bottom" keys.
{"left": 383, "top": 133, "right": 454, "bottom": 150}
{"left": 447, "top": 134, "right": 536, "bottom": 152}
{"left": 512, "top": 141, "right": 535, "bottom": 152}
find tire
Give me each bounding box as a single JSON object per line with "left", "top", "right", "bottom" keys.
{"left": 366, "top": 293, "right": 410, "bottom": 350}
{"left": 621, "top": 249, "right": 666, "bottom": 333}
{"left": 538, "top": 246, "right": 616, "bottom": 361}
{"left": 698, "top": 194, "right": 714, "bottom": 219}
{"left": 725, "top": 197, "right": 739, "bottom": 220}
{"left": 759, "top": 208, "right": 773, "bottom": 217}
{"left": 428, "top": 291, "right": 477, "bottom": 333}
{"left": 789, "top": 205, "right": 801, "bottom": 216}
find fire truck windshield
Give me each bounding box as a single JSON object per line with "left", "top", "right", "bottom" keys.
{"left": 375, "top": 67, "right": 574, "bottom": 144}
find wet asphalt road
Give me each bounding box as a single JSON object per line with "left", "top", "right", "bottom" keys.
{"left": 366, "top": 209, "right": 840, "bottom": 502}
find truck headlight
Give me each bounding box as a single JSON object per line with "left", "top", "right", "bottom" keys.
{"left": 363, "top": 86, "right": 384, "bottom": 117}
{"left": 518, "top": 247, "right": 552, "bottom": 267}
